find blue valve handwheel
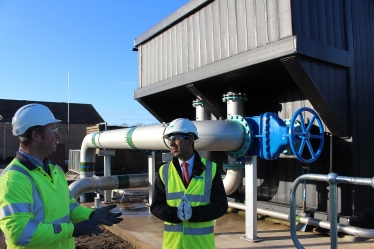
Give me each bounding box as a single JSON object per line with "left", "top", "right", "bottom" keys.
{"left": 289, "top": 107, "right": 324, "bottom": 163}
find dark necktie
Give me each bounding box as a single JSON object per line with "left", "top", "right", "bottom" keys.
{"left": 181, "top": 161, "right": 189, "bottom": 187}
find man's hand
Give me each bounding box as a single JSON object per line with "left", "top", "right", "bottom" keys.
{"left": 92, "top": 204, "right": 123, "bottom": 226}
{"left": 73, "top": 219, "right": 103, "bottom": 237}
{"left": 183, "top": 196, "right": 192, "bottom": 220}
{"left": 177, "top": 197, "right": 186, "bottom": 220}
{"left": 177, "top": 196, "right": 192, "bottom": 221}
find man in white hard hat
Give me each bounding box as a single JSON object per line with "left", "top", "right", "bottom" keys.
{"left": 151, "top": 118, "right": 228, "bottom": 249}
{"left": 0, "top": 103, "right": 122, "bottom": 249}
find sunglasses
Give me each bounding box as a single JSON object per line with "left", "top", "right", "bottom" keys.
{"left": 46, "top": 126, "right": 59, "bottom": 136}
{"left": 167, "top": 134, "right": 191, "bottom": 142}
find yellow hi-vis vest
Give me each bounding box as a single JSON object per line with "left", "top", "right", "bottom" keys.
{"left": 0, "top": 159, "right": 93, "bottom": 249}
{"left": 160, "top": 158, "right": 216, "bottom": 249}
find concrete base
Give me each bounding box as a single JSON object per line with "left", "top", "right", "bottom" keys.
{"left": 80, "top": 200, "right": 374, "bottom": 249}
{"left": 240, "top": 236, "right": 263, "bottom": 243}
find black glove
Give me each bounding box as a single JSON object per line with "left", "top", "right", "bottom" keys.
{"left": 91, "top": 204, "right": 123, "bottom": 226}
{"left": 73, "top": 219, "right": 103, "bottom": 237}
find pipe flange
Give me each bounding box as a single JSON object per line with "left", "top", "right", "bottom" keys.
{"left": 223, "top": 163, "right": 245, "bottom": 169}
{"left": 124, "top": 127, "right": 137, "bottom": 149}
{"left": 226, "top": 115, "right": 252, "bottom": 158}
{"left": 264, "top": 112, "right": 272, "bottom": 159}
{"left": 112, "top": 176, "right": 119, "bottom": 189}
{"left": 192, "top": 100, "right": 203, "bottom": 108}
{"left": 222, "top": 92, "right": 248, "bottom": 102}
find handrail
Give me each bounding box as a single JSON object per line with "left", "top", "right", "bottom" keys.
{"left": 290, "top": 173, "right": 374, "bottom": 249}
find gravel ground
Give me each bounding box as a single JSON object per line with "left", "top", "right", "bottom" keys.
{"left": 0, "top": 226, "right": 135, "bottom": 249}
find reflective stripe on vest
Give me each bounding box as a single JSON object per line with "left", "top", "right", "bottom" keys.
{"left": 164, "top": 223, "right": 214, "bottom": 235}
{"left": 69, "top": 191, "right": 81, "bottom": 212}
{"left": 162, "top": 160, "right": 212, "bottom": 203}
{"left": 184, "top": 226, "right": 214, "bottom": 235}
{"left": 70, "top": 202, "right": 80, "bottom": 212}
{"left": 0, "top": 203, "right": 33, "bottom": 219}
{"left": 164, "top": 223, "right": 183, "bottom": 232}
{"left": 0, "top": 164, "right": 72, "bottom": 246}
{"left": 0, "top": 165, "right": 45, "bottom": 221}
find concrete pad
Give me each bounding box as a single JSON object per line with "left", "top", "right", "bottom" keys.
{"left": 81, "top": 201, "right": 374, "bottom": 249}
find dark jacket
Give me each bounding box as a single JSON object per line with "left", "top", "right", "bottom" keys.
{"left": 150, "top": 151, "right": 228, "bottom": 224}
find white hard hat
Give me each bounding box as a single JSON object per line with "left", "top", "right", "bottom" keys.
{"left": 163, "top": 118, "right": 199, "bottom": 140}
{"left": 12, "top": 103, "right": 61, "bottom": 136}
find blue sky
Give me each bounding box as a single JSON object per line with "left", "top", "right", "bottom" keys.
{"left": 0, "top": 0, "right": 189, "bottom": 126}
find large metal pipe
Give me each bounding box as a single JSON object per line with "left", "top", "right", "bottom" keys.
{"left": 80, "top": 120, "right": 245, "bottom": 177}
{"left": 83, "top": 120, "right": 244, "bottom": 151}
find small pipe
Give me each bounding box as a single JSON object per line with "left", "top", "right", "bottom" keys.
{"left": 71, "top": 175, "right": 374, "bottom": 239}
{"left": 227, "top": 202, "right": 374, "bottom": 239}
{"left": 69, "top": 174, "right": 148, "bottom": 200}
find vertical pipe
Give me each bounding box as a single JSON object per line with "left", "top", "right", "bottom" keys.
{"left": 223, "top": 92, "right": 247, "bottom": 195}
{"left": 329, "top": 133, "right": 333, "bottom": 172}
{"left": 95, "top": 193, "right": 101, "bottom": 208}
{"left": 243, "top": 156, "right": 261, "bottom": 242}
{"left": 148, "top": 151, "right": 156, "bottom": 206}
{"left": 101, "top": 122, "right": 112, "bottom": 203}
{"left": 193, "top": 99, "right": 211, "bottom": 121}
{"left": 103, "top": 154, "right": 111, "bottom": 203}
{"left": 3, "top": 123, "right": 5, "bottom": 159}
{"left": 327, "top": 173, "right": 338, "bottom": 249}
{"left": 68, "top": 70, "right": 70, "bottom": 134}
{"left": 290, "top": 176, "right": 305, "bottom": 249}
{"left": 193, "top": 99, "right": 212, "bottom": 160}
{"left": 4, "top": 122, "right": 8, "bottom": 159}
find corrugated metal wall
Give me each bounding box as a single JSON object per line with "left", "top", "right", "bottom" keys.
{"left": 291, "top": 0, "right": 350, "bottom": 135}
{"left": 291, "top": 0, "right": 347, "bottom": 50}
{"left": 296, "top": 58, "right": 349, "bottom": 135}
{"left": 290, "top": 0, "right": 374, "bottom": 213}
{"left": 139, "top": 0, "right": 293, "bottom": 88}
{"left": 350, "top": 0, "right": 374, "bottom": 213}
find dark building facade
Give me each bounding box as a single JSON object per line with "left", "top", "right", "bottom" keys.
{"left": 0, "top": 99, "right": 105, "bottom": 163}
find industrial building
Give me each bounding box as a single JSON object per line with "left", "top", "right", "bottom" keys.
{"left": 64, "top": 0, "right": 374, "bottom": 247}
{"left": 131, "top": 0, "right": 374, "bottom": 220}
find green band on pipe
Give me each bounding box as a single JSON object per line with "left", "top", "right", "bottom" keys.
{"left": 91, "top": 132, "right": 99, "bottom": 148}
{"left": 223, "top": 164, "right": 245, "bottom": 169}
{"left": 117, "top": 175, "right": 130, "bottom": 188}
{"left": 126, "top": 128, "right": 137, "bottom": 149}
{"left": 80, "top": 162, "right": 95, "bottom": 172}
{"left": 296, "top": 216, "right": 301, "bottom": 222}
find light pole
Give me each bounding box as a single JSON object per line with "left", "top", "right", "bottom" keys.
{"left": 0, "top": 115, "right": 8, "bottom": 161}
{"left": 3, "top": 122, "right": 8, "bottom": 161}
{"left": 0, "top": 115, "right": 3, "bottom": 161}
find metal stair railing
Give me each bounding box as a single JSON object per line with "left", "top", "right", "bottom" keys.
{"left": 290, "top": 173, "right": 374, "bottom": 249}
